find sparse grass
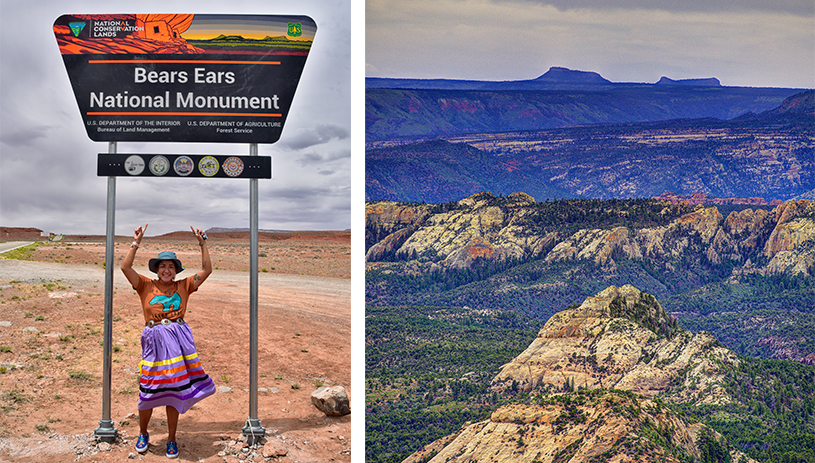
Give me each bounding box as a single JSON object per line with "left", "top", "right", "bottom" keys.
{"left": 68, "top": 370, "right": 91, "bottom": 381}
{"left": 0, "top": 346, "right": 11, "bottom": 353}
{"left": 3, "top": 390, "right": 26, "bottom": 404}
{"left": 274, "top": 374, "right": 284, "bottom": 380}
{"left": 291, "top": 383, "right": 300, "bottom": 390}
{"left": 314, "top": 379, "right": 325, "bottom": 388}
{"left": 220, "top": 374, "right": 231, "bottom": 384}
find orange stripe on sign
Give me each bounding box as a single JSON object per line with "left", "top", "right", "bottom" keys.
{"left": 87, "top": 112, "right": 282, "bottom": 117}
{"left": 89, "top": 60, "right": 281, "bottom": 65}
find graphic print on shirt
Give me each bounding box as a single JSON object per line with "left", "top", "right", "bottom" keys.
{"left": 149, "top": 292, "right": 182, "bottom": 312}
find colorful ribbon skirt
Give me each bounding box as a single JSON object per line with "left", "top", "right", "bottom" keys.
{"left": 138, "top": 321, "right": 216, "bottom": 413}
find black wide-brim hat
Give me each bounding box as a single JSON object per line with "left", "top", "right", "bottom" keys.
{"left": 148, "top": 251, "right": 185, "bottom": 274}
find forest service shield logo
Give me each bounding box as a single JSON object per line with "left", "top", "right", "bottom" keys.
{"left": 287, "top": 22, "right": 302, "bottom": 37}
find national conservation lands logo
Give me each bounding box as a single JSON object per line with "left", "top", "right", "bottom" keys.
{"left": 91, "top": 19, "right": 144, "bottom": 38}
{"left": 69, "top": 22, "right": 86, "bottom": 37}
{"left": 66, "top": 19, "right": 144, "bottom": 39}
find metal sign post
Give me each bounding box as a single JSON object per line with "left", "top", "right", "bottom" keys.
{"left": 95, "top": 141, "right": 118, "bottom": 442}
{"left": 243, "top": 142, "right": 265, "bottom": 444}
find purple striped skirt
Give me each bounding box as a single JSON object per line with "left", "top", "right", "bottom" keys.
{"left": 138, "top": 321, "right": 215, "bottom": 413}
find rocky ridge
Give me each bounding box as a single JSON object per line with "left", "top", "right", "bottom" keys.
{"left": 491, "top": 285, "right": 735, "bottom": 405}
{"left": 366, "top": 193, "right": 815, "bottom": 276}
{"left": 401, "top": 285, "right": 755, "bottom": 463}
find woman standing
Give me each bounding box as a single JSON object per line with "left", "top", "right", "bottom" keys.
{"left": 121, "top": 223, "right": 217, "bottom": 459}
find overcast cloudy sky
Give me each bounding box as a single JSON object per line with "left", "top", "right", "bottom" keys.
{"left": 0, "top": 0, "right": 351, "bottom": 236}
{"left": 366, "top": 0, "right": 814, "bottom": 89}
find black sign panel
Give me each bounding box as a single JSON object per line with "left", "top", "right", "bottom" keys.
{"left": 98, "top": 154, "right": 271, "bottom": 179}
{"left": 54, "top": 14, "right": 315, "bottom": 143}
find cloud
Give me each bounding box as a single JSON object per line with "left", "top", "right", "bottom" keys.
{"left": 0, "top": 0, "right": 351, "bottom": 234}
{"left": 294, "top": 148, "right": 352, "bottom": 167}
{"left": 493, "top": 0, "right": 814, "bottom": 16}
{"left": 280, "top": 124, "right": 351, "bottom": 150}
{"left": 365, "top": 0, "right": 815, "bottom": 88}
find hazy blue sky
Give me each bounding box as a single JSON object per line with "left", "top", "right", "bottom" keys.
{"left": 0, "top": 0, "right": 351, "bottom": 236}
{"left": 366, "top": 0, "right": 814, "bottom": 88}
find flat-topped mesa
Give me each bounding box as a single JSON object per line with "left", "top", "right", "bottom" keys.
{"left": 656, "top": 76, "right": 721, "bottom": 87}
{"left": 492, "top": 285, "right": 739, "bottom": 405}
{"left": 534, "top": 66, "right": 611, "bottom": 84}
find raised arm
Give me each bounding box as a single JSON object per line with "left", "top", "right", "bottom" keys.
{"left": 121, "top": 223, "right": 148, "bottom": 288}
{"left": 191, "top": 226, "right": 212, "bottom": 290}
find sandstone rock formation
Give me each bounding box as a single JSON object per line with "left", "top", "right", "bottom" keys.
{"left": 491, "top": 285, "right": 736, "bottom": 406}
{"left": 366, "top": 193, "right": 815, "bottom": 276}
{"left": 401, "top": 285, "right": 757, "bottom": 463}
{"left": 402, "top": 391, "right": 748, "bottom": 463}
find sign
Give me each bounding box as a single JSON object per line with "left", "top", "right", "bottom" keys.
{"left": 98, "top": 154, "right": 272, "bottom": 178}
{"left": 54, "top": 14, "right": 316, "bottom": 143}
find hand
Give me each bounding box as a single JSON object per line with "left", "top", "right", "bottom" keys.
{"left": 191, "top": 226, "right": 207, "bottom": 245}
{"left": 134, "top": 223, "right": 148, "bottom": 244}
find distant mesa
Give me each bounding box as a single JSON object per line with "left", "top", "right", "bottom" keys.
{"left": 656, "top": 76, "right": 721, "bottom": 87}
{"left": 534, "top": 66, "right": 611, "bottom": 84}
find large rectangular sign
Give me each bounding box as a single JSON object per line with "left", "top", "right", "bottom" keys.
{"left": 98, "top": 154, "right": 272, "bottom": 178}
{"left": 54, "top": 14, "right": 316, "bottom": 144}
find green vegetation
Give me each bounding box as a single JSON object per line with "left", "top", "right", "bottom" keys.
{"left": 676, "top": 357, "right": 815, "bottom": 463}
{"left": 607, "top": 292, "right": 679, "bottom": 339}
{"left": 366, "top": 304, "right": 537, "bottom": 463}
{"left": 67, "top": 370, "right": 91, "bottom": 382}
{"left": 0, "top": 242, "right": 40, "bottom": 260}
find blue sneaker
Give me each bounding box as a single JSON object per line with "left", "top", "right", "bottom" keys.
{"left": 166, "top": 440, "right": 179, "bottom": 459}
{"left": 135, "top": 433, "right": 149, "bottom": 453}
